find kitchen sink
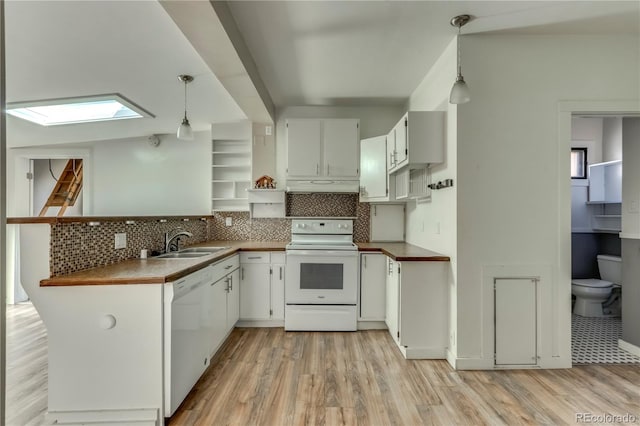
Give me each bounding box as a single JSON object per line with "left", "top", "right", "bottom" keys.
{"left": 179, "top": 246, "right": 229, "bottom": 253}
{"left": 154, "top": 252, "right": 210, "bottom": 259}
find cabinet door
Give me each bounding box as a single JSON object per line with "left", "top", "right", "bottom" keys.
{"left": 385, "top": 257, "right": 399, "bottom": 342}
{"left": 360, "top": 254, "right": 386, "bottom": 320}
{"left": 239, "top": 263, "right": 271, "bottom": 320}
{"left": 394, "top": 116, "right": 408, "bottom": 167}
{"left": 386, "top": 129, "right": 396, "bottom": 171}
{"left": 370, "top": 204, "right": 404, "bottom": 242}
{"left": 360, "top": 135, "right": 388, "bottom": 200}
{"left": 323, "top": 119, "right": 359, "bottom": 178}
{"left": 395, "top": 169, "right": 409, "bottom": 200}
{"left": 271, "top": 264, "right": 285, "bottom": 320}
{"left": 287, "top": 119, "right": 321, "bottom": 177}
{"left": 208, "top": 275, "right": 228, "bottom": 356}
{"left": 226, "top": 269, "right": 240, "bottom": 332}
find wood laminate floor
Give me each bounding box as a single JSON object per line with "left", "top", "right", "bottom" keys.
{"left": 170, "top": 328, "right": 640, "bottom": 426}
{"left": 5, "top": 304, "right": 640, "bottom": 426}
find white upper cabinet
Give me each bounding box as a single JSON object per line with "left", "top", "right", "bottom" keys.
{"left": 387, "top": 111, "right": 445, "bottom": 174}
{"left": 286, "top": 119, "right": 322, "bottom": 177}
{"left": 286, "top": 118, "right": 359, "bottom": 180}
{"left": 360, "top": 135, "right": 395, "bottom": 202}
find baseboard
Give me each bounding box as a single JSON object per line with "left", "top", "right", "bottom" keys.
{"left": 453, "top": 357, "right": 494, "bottom": 370}
{"left": 445, "top": 348, "right": 457, "bottom": 369}
{"left": 453, "top": 355, "right": 571, "bottom": 370}
{"left": 46, "top": 408, "right": 159, "bottom": 425}
{"left": 236, "top": 320, "right": 284, "bottom": 328}
{"left": 357, "top": 320, "right": 387, "bottom": 330}
{"left": 619, "top": 339, "right": 640, "bottom": 357}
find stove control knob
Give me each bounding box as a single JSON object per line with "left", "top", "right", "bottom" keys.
{"left": 297, "top": 223, "right": 306, "bottom": 229}
{"left": 338, "top": 223, "right": 349, "bottom": 229}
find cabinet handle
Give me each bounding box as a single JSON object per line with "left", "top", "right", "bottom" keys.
{"left": 389, "top": 152, "right": 394, "bottom": 167}
{"left": 388, "top": 259, "right": 393, "bottom": 275}
{"left": 363, "top": 255, "right": 367, "bottom": 268}
{"left": 327, "top": 164, "right": 330, "bottom": 175}
{"left": 241, "top": 267, "right": 244, "bottom": 280}
{"left": 225, "top": 277, "right": 230, "bottom": 293}
{"left": 224, "top": 265, "right": 233, "bottom": 270}
{"left": 279, "top": 266, "right": 283, "bottom": 280}
{"left": 247, "top": 256, "right": 261, "bottom": 260}
{"left": 229, "top": 275, "right": 233, "bottom": 291}
{"left": 316, "top": 164, "right": 319, "bottom": 175}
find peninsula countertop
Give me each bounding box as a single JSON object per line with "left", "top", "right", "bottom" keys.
{"left": 40, "top": 241, "right": 287, "bottom": 287}
{"left": 40, "top": 240, "right": 448, "bottom": 287}
{"left": 357, "top": 242, "right": 450, "bottom": 262}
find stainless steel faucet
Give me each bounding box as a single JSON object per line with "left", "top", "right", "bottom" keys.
{"left": 164, "top": 228, "right": 193, "bottom": 253}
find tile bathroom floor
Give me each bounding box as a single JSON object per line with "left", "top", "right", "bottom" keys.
{"left": 572, "top": 314, "right": 640, "bottom": 365}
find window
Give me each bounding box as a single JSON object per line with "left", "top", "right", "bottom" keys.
{"left": 571, "top": 148, "right": 587, "bottom": 179}
{"left": 7, "top": 94, "right": 153, "bottom": 126}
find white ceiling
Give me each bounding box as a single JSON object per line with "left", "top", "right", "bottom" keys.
{"left": 4, "top": 1, "right": 639, "bottom": 147}
{"left": 4, "top": 0, "right": 246, "bottom": 147}
{"left": 227, "top": 0, "right": 640, "bottom": 106}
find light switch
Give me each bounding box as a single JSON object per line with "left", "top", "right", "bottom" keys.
{"left": 630, "top": 200, "right": 639, "bottom": 213}
{"left": 265, "top": 125, "right": 272, "bottom": 136}
{"left": 114, "top": 233, "right": 127, "bottom": 249}
{"left": 225, "top": 217, "right": 233, "bottom": 227}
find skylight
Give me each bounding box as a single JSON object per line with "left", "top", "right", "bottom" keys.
{"left": 7, "top": 94, "right": 153, "bottom": 126}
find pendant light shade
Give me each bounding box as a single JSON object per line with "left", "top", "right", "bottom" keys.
{"left": 449, "top": 15, "right": 471, "bottom": 105}
{"left": 177, "top": 74, "right": 194, "bottom": 140}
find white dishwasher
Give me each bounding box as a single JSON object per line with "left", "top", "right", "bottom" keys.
{"left": 164, "top": 267, "right": 212, "bottom": 417}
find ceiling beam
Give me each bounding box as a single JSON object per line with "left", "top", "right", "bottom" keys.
{"left": 160, "top": 0, "right": 275, "bottom": 124}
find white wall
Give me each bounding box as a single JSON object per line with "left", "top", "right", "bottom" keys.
{"left": 603, "top": 117, "right": 623, "bottom": 162}
{"left": 405, "top": 38, "right": 458, "bottom": 361}
{"left": 572, "top": 117, "right": 603, "bottom": 165}
{"left": 622, "top": 118, "right": 640, "bottom": 238}
{"left": 274, "top": 105, "right": 403, "bottom": 186}
{"left": 455, "top": 34, "right": 639, "bottom": 367}
{"left": 91, "top": 131, "right": 211, "bottom": 215}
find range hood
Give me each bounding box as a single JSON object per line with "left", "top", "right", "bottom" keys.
{"left": 286, "top": 180, "right": 359, "bottom": 193}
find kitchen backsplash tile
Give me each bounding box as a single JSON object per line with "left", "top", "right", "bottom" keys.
{"left": 286, "top": 193, "right": 358, "bottom": 217}
{"left": 210, "top": 212, "right": 291, "bottom": 241}
{"left": 50, "top": 219, "right": 208, "bottom": 276}
{"left": 49, "top": 194, "right": 370, "bottom": 276}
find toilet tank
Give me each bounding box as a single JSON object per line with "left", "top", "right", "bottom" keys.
{"left": 597, "top": 254, "right": 622, "bottom": 285}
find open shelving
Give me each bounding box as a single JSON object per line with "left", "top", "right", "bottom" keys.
{"left": 212, "top": 139, "right": 251, "bottom": 212}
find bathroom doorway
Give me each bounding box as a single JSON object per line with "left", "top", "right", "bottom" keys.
{"left": 569, "top": 115, "right": 640, "bottom": 365}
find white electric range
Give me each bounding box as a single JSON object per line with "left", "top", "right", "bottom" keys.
{"left": 285, "top": 219, "right": 358, "bottom": 331}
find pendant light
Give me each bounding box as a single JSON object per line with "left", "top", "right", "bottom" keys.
{"left": 177, "top": 74, "right": 194, "bottom": 140}
{"left": 449, "top": 15, "right": 471, "bottom": 105}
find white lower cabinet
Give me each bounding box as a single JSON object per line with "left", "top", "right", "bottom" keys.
{"left": 360, "top": 253, "right": 386, "bottom": 321}
{"left": 385, "top": 255, "right": 448, "bottom": 359}
{"left": 239, "top": 251, "right": 285, "bottom": 324}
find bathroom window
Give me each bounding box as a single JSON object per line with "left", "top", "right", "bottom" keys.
{"left": 571, "top": 148, "right": 587, "bottom": 179}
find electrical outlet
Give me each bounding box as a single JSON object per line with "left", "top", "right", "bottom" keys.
{"left": 265, "top": 125, "right": 272, "bottom": 136}
{"left": 114, "top": 233, "right": 127, "bottom": 249}
{"left": 225, "top": 217, "right": 233, "bottom": 227}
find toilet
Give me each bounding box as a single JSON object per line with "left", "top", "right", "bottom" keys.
{"left": 572, "top": 254, "right": 622, "bottom": 317}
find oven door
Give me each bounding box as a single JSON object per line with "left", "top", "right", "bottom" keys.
{"left": 285, "top": 250, "right": 358, "bottom": 304}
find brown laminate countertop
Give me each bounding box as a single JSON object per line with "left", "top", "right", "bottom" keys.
{"left": 40, "top": 241, "right": 287, "bottom": 287}
{"left": 357, "top": 242, "right": 450, "bottom": 262}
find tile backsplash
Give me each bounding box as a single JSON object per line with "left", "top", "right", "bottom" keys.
{"left": 50, "top": 219, "right": 208, "bottom": 276}
{"left": 49, "top": 193, "right": 370, "bottom": 276}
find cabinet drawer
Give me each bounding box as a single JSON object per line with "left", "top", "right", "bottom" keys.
{"left": 240, "top": 252, "right": 270, "bottom": 263}
{"left": 210, "top": 254, "right": 239, "bottom": 281}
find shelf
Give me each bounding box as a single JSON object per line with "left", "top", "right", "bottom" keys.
{"left": 212, "top": 151, "right": 251, "bottom": 155}
{"left": 212, "top": 179, "right": 251, "bottom": 183}
{"left": 586, "top": 201, "right": 622, "bottom": 205}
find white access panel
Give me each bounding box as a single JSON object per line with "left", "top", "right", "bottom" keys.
{"left": 495, "top": 278, "right": 538, "bottom": 365}
{"left": 370, "top": 204, "right": 404, "bottom": 241}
